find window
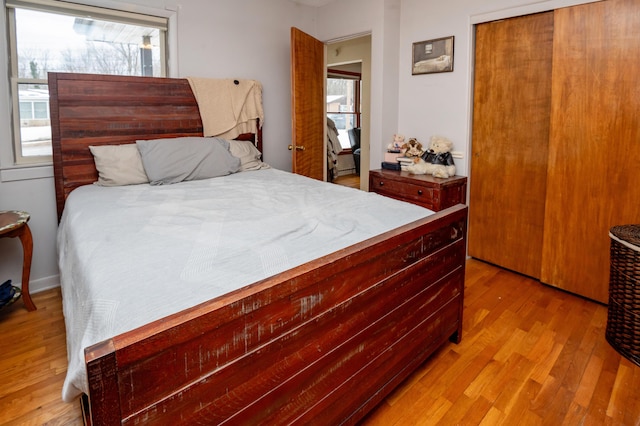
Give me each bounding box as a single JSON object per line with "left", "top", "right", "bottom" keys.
{"left": 6, "top": 0, "right": 168, "bottom": 164}
{"left": 327, "top": 69, "right": 361, "bottom": 150}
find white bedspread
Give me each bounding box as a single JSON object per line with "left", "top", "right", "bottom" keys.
{"left": 58, "top": 168, "right": 434, "bottom": 401}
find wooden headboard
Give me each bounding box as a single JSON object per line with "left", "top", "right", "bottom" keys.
{"left": 48, "top": 72, "right": 262, "bottom": 220}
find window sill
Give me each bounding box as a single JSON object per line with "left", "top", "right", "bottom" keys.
{"left": 0, "top": 164, "right": 54, "bottom": 182}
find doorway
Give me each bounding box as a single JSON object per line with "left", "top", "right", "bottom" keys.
{"left": 326, "top": 63, "right": 361, "bottom": 183}
{"left": 290, "top": 29, "right": 371, "bottom": 187}
{"left": 326, "top": 35, "right": 371, "bottom": 190}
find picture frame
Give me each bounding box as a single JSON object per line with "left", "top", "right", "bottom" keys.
{"left": 412, "top": 36, "right": 454, "bottom": 75}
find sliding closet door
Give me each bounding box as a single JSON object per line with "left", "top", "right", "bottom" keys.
{"left": 469, "top": 12, "right": 554, "bottom": 278}
{"left": 541, "top": 0, "right": 640, "bottom": 303}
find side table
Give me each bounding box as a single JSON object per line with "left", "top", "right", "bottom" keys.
{"left": 0, "top": 211, "right": 36, "bottom": 311}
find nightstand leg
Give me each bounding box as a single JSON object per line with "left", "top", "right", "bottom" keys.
{"left": 18, "top": 224, "right": 36, "bottom": 311}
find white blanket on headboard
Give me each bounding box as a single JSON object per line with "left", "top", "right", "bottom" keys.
{"left": 57, "top": 168, "right": 433, "bottom": 402}
{"left": 187, "top": 77, "right": 264, "bottom": 139}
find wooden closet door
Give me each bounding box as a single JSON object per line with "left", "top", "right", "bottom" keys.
{"left": 469, "top": 12, "right": 554, "bottom": 278}
{"left": 541, "top": 0, "right": 640, "bottom": 303}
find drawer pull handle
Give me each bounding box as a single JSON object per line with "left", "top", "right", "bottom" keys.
{"left": 417, "top": 190, "right": 423, "bottom": 195}
{"left": 379, "top": 181, "right": 384, "bottom": 186}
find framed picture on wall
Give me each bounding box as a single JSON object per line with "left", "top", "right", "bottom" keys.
{"left": 412, "top": 36, "right": 454, "bottom": 75}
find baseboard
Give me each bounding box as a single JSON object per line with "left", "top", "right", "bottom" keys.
{"left": 16, "top": 274, "right": 60, "bottom": 294}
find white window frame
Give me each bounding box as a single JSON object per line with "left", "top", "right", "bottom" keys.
{"left": 5, "top": 0, "right": 170, "bottom": 166}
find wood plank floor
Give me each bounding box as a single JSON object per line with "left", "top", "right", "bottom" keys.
{"left": 0, "top": 259, "right": 637, "bottom": 425}
{"left": 0, "top": 287, "right": 83, "bottom": 425}
{"left": 332, "top": 173, "right": 360, "bottom": 189}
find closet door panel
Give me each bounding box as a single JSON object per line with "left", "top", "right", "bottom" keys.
{"left": 541, "top": 0, "right": 640, "bottom": 303}
{"left": 469, "top": 12, "right": 554, "bottom": 278}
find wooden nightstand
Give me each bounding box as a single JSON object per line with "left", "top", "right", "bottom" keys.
{"left": 369, "top": 169, "right": 467, "bottom": 211}
{"left": 0, "top": 211, "right": 36, "bottom": 311}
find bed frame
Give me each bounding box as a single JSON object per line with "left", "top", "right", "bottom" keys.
{"left": 49, "top": 72, "right": 468, "bottom": 425}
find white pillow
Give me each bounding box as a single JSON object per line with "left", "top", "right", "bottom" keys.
{"left": 89, "top": 144, "right": 149, "bottom": 186}
{"left": 136, "top": 137, "right": 241, "bottom": 185}
{"left": 228, "top": 139, "right": 270, "bottom": 171}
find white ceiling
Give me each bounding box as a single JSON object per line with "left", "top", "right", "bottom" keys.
{"left": 289, "top": 0, "right": 337, "bottom": 7}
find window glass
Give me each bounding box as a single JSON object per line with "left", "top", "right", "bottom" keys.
{"left": 17, "top": 83, "right": 50, "bottom": 157}
{"left": 7, "top": 3, "right": 167, "bottom": 162}
{"left": 327, "top": 77, "right": 360, "bottom": 150}
{"left": 33, "top": 102, "right": 48, "bottom": 119}
{"left": 19, "top": 101, "right": 32, "bottom": 120}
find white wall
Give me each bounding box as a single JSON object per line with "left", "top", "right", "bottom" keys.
{"left": 173, "top": 0, "right": 316, "bottom": 168}
{"left": 316, "top": 0, "right": 401, "bottom": 183}
{"left": 0, "top": 0, "right": 316, "bottom": 293}
{"left": 316, "top": 0, "right": 599, "bottom": 180}
{"left": 396, "top": 0, "right": 601, "bottom": 178}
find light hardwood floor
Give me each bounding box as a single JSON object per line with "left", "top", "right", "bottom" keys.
{"left": 0, "top": 259, "right": 637, "bottom": 425}
{"left": 332, "top": 173, "right": 360, "bottom": 189}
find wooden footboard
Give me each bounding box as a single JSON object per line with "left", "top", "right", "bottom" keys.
{"left": 84, "top": 204, "right": 467, "bottom": 425}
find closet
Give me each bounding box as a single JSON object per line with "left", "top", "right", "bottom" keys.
{"left": 469, "top": 0, "right": 640, "bottom": 304}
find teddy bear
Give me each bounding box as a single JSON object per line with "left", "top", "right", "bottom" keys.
{"left": 387, "top": 134, "right": 405, "bottom": 152}
{"left": 401, "top": 137, "right": 424, "bottom": 158}
{"left": 405, "top": 135, "right": 456, "bottom": 178}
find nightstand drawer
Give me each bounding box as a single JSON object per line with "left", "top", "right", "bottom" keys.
{"left": 371, "top": 178, "right": 435, "bottom": 209}
{"left": 369, "top": 169, "right": 467, "bottom": 211}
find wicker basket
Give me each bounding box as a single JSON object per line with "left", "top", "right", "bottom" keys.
{"left": 606, "top": 224, "right": 640, "bottom": 366}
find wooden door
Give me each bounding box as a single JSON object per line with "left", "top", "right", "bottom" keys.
{"left": 541, "top": 0, "right": 640, "bottom": 303}
{"left": 469, "top": 12, "right": 554, "bottom": 279}
{"left": 290, "top": 27, "right": 325, "bottom": 180}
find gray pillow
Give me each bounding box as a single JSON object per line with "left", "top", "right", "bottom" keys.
{"left": 136, "top": 137, "right": 241, "bottom": 185}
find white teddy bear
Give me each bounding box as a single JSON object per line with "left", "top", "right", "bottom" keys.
{"left": 405, "top": 135, "right": 456, "bottom": 178}
{"left": 387, "top": 133, "right": 406, "bottom": 151}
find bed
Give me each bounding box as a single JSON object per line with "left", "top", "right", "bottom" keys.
{"left": 412, "top": 55, "right": 452, "bottom": 74}
{"left": 49, "top": 72, "right": 468, "bottom": 425}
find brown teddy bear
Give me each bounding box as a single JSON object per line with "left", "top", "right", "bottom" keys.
{"left": 401, "top": 138, "right": 424, "bottom": 158}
